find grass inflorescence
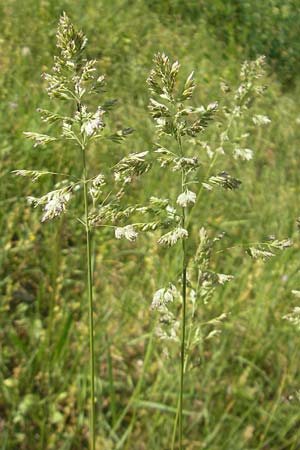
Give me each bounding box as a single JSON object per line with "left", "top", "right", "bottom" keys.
{"left": 1, "top": 3, "right": 300, "bottom": 450}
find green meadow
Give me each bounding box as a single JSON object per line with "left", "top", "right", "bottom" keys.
{"left": 1, "top": 1, "right": 300, "bottom": 449}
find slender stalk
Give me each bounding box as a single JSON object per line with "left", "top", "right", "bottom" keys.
{"left": 179, "top": 207, "right": 187, "bottom": 450}
{"left": 82, "top": 147, "right": 96, "bottom": 450}
{"left": 177, "top": 133, "right": 187, "bottom": 450}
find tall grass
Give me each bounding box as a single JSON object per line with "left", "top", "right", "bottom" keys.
{"left": 146, "top": 52, "right": 292, "bottom": 449}
{"left": 12, "top": 13, "right": 151, "bottom": 448}
{"left": 1, "top": 2, "right": 300, "bottom": 449}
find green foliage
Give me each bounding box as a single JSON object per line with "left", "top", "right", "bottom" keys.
{"left": 148, "top": 0, "right": 300, "bottom": 86}
{"left": 197, "top": 0, "right": 300, "bottom": 86}
{"left": 1, "top": 2, "right": 300, "bottom": 450}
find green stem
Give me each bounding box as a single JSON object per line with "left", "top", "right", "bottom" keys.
{"left": 179, "top": 209, "right": 187, "bottom": 450}
{"left": 82, "top": 148, "right": 96, "bottom": 450}
{"left": 170, "top": 134, "right": 187, "bottom": 450}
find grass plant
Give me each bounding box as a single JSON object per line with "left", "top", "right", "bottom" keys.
{"left": 1, "top": 2, "right": 300, "bottom": 449}
{"left": 147, "top": 52, "right": 292, "bottom": 449}
{"left": 13, "top": 13, "right": 150, "bottom": 449}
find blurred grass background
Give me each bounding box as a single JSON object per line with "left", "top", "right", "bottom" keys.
{"left": 1, "top": 1, "right": 300, "bottom": 449}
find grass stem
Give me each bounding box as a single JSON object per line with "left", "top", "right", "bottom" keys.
{"left": 179, "top": 212, "right": 187, "bottom": 450}
{"left": 178, "top": 135, "right": 187, "bottom": 449}
{"left": 82, "top": 147, "right": 96, "bottom": 450}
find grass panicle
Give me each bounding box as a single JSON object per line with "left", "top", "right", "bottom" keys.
{"left": 147, "top": 52, "right": 291, "bottom": 449}
{"left": 13, "top": 13, "right": 150, "bottom": 449}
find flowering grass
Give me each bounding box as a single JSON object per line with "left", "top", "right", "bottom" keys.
{"left": 1, "top": 2, "right": 300, "bottom": 449}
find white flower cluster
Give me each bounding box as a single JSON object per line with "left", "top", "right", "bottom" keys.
{"left": 24, "top": 132, "right": 56, "bottom": 148}
{"left": 252, "top": 114, "right": 271, "bottom": 126}
{"left": 115, "top": 225, "right": 138, "bottom": 242}
{"left": 42, "top": 193, "right": 71, "bottom": 222}
{"left": 114, "top": 151, "right": 150, "bottom": 185}
{"left": 217, "top": 273, "right": 234, "bottom": 285}
{"left": 156, "top": 316, "right": 180, "bottom": 342}
{"left": 12, "top": 169, "right": 47, "bottom": 182}
{"left": 89, "top": 173, "right": 106, "bottom": 200}
{"left": 233, "top": 147, "right": 253, "bottom": 161}
{"left": 28, "top": 189, "right": 72, "bottom": 222}
{"left": 176, "top": 189, "right": 196, "bottom": 207}
{"left": 151, "top": 284, "right": 178, "bottom": 310}
{"left": 158, "top": 227, "right": 188, "bottom": 247}
{"left": 283, "top": 307, "right": 300, "bottom": 329}
{"left": 84, "top": 108, "right": 105, "bottom": 136}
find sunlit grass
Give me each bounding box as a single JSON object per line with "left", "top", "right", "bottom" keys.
{"left": 1, "top": 1, "right": 300, "bottom": 449}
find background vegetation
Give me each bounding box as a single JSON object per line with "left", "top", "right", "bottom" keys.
{"left": 1, "top": 1, "right": 300, "bottom": 448}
